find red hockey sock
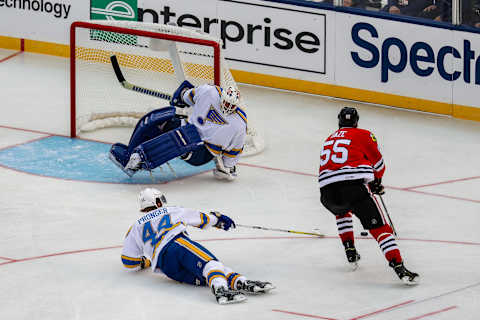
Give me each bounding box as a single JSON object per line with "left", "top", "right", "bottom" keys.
{"left": 336, "top": 213, "right": 354, "bottom": 244}
{"left": 369, "top": 224, "right": 402, "bottom": 263}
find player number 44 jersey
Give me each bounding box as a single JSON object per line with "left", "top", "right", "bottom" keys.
{"left": 318, "top": 127, "right": 385, "bottom": 188}
{"left": 121, "top": 206, "right": 219, "bottom": 273}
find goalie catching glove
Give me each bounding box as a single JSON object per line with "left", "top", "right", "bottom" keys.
{"left": 211, "top": 211, "right": 236, "bottom": 231}
{"left": 369, "top": 177, "right": 385, "bottom": 195}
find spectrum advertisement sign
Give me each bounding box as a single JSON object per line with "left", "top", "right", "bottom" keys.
{"left": 335, "top": 13, "right": 480, "bottom": 108}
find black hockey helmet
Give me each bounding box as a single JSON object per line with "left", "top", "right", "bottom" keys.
{"left": 338, "top": 107, "right": 359, "bottom": 128}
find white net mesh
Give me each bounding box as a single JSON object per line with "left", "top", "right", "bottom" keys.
{"left": 72, "top": 21, "right": 264, "bottom": 156}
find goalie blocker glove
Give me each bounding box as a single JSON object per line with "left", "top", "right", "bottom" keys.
{"left": 368, "top": 177, "right": 385, "bottom": 195}
{"left": 211, "top": 211, "right": 236, "bottom": 231}
{"left": 171, "top": 80, "right": 194, "bottom": 107}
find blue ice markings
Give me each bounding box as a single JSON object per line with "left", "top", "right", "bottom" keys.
{"left": 0, "top": 136, "right": 214, "bottom": 184}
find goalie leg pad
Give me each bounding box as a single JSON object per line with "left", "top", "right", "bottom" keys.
{"left": 127, "top": 106, "right": 177, "bottom": 153}
{"left": 181, "top": 145, "right": 215, "bottom": 166}
{"left": 109, "top": 143, "right": 129, "bottom": 167}
{"left": 134, "top": 124, "right": 203, "bottom": 170}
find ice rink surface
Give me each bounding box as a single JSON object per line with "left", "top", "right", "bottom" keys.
{"left": 0, "top": 48, "right": 479, "bottom": 320}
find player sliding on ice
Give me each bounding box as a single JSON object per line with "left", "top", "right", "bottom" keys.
{"left": 121, "top": 188, "right": 274, "bottom": 304}
{"left": 109, "top": 80, "right": 246, "bottom": 181}
{"left": 318, "top": 107, "right": 419, "bottom": 285}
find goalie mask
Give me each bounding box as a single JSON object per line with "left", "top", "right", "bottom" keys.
{"left": 139, "top": 188, "right": 167, "bottom": 211}
{"left": 338, "top": 107, "right": 359, "bottom": 128}
{"left": 220, "top": 86, "right": 240, "bottom": 115}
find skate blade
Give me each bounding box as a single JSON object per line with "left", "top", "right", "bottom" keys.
{"left": 402, "top": 275, "right": 420, "bottom": 286}
{"left": 251, "top": 284, "right": 275, "bottom": 294}
{"left": 217, "top": 294, "right": 247, "bottom": 305}
{"left": 349, "top": 262, "right": 359, "bottom": 271}
{"left": 108, "top": 152, "right": 136, "bottom": 177}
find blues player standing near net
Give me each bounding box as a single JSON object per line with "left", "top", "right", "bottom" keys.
{"left": 109, "top": 80, "right": 246, "bottom": 181}
{"left": 121, "top": 188, "right": 274, "bottom": 304}
{"left": 318, "top": 107, "right": 419, "bottom": 285}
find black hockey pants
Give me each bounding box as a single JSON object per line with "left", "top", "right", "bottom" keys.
{"left": 320, "top": 179, "right": 385, "bottom": 230}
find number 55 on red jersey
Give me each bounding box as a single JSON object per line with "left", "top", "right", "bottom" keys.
{"left": 318, "top": 128, "right": 385, "bottom": 188}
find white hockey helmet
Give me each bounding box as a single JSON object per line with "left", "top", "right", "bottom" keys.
{"left": 138, "top": 188, "right": 167, "bottom": 211}
{"left": 220, "top": 86, "right": 240, "bottom": 115}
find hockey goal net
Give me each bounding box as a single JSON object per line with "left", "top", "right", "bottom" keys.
{"left": 70, "top": 20, "right": 264, "bottom": 156}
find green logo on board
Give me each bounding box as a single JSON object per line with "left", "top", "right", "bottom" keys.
{"left": 89, "top": 0, "right": 139, "bottom": 45}
{"left": 90, "top": 0, "right": 138, "bottom": 21}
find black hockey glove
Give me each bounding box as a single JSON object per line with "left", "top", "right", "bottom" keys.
{"left": 368, "top": 178, "right": 385, "bottom": 195}
{"left": 211, "top": 211, "right": 236, "bottom": 231}
{"left": 140, "top": 256, "right": 151, "bottom": 269}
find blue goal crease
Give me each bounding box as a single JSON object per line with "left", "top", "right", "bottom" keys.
{"left": 0, "top": 136, "right": 214, "bottom": 184}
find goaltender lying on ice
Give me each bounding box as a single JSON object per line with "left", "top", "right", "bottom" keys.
{"left": 109, "top": 80, "right": 247, "bottom": 181}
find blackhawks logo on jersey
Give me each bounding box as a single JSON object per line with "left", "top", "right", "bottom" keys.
{"left": 370, "top": 133, "right": 377, "bottom": 142}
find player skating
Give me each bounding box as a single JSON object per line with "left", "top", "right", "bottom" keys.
{"left": 109, "top": 80, "right": 246, "bottom": 181}
{"left": 318, "top": 107, "right": 419, "bottom": 285}
{"left": 121, "top": 188, "right": 274, "bottom": 304}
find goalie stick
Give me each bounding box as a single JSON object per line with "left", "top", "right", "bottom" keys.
{"left": 110, "top": 55, "right": 182, "bottom": 178}
{"left": 237, "top": 224, "right": 325, "bottom": 238}
{"left": 110, "top": 55, "right": 172, "bottom": 101}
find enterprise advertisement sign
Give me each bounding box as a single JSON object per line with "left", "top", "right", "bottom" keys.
{"left": 216, "top": 1, "right": 326, "bottom": 74}
{"left": 131, "top": 0, "right": 327, "bottom": 75}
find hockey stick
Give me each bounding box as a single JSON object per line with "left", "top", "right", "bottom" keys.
{"left": 110, "top": 55, "right": 172, "bottom": 101}
{"left": 378, "top": 194, "right": 398, "bottom": 237}
{"left": 237, "top": 224, "right": 325, "bottom": 237}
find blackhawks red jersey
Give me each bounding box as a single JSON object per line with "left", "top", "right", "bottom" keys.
{"left": 318, "top": 127, "right": 385, "bottom": 188}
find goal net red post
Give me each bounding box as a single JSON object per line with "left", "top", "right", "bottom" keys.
{"left": 70, "top": 20, "right": 264, "bottom": 156}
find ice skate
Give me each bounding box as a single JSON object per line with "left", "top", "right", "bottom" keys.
{"left": 212, "top": 286, "right": 246, "bottom": 305}
{"left": 238, "top": 280, "right": 275, "bottom": 295}
{"left": 108, "top": 144, "right": 138, "bottom": 177}
{"left": 389, "top": 260, "right": 419, "bottom": 286}
{"left": 344, "top": 240, "right": 361, "bottom": 270}
{"left": 124, "top": 152, "right": 143, "bottom": 174}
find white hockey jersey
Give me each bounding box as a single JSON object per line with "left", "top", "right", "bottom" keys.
{"left": 121, "top": 206, "right": 219, "bottom": 272}
{"left": 182, "top": 84, "right": 247, "bottom": 168}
